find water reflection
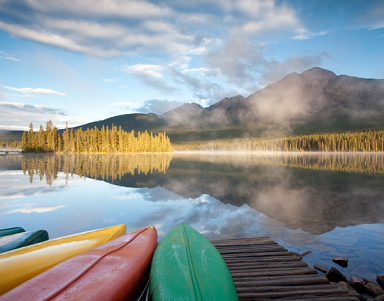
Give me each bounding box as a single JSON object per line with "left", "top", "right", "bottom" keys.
{"left": 2, "top": 152, "right": 384, "bottom": 235}
{"left": 19, "top": 153, "right": 173, "bottom": 185}
{"left": 175, "top": 152, "right": 384, "bottom": 174}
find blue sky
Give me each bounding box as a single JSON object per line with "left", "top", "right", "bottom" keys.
{"left": 0, "top": 0, "right": 383, "bottom": 131}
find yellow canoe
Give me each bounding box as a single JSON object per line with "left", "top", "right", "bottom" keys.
{"left": 0, "top": 224, "right": 126, "bottom": 296}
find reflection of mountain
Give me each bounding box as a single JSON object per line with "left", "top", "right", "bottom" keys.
{"left": 110, "top": 154, "right": 384, "bottom": 234}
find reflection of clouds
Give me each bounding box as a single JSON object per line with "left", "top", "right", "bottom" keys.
{"left": 0, "top": 170, "right": 81, "bottom": 200}
{"left": 0, "top": 171, "right": 24, "bottom": 176}
{"left": 135, "top": 186, "right": 185, "bottom": 202}
{"left": 5, "top": 205, "right": 66, "bottom": 214}
{"left": 0, "top": 193, "right": 25, "bottom": 201}
{"left": 128, "top": 191, "right": 280, "bottom": 241}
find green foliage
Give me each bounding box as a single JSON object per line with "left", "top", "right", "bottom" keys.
{"left": 174, "top": 131, "right": 384, "bottom": 152}
{"left": 22, "top": 121, "right": 173, "bottom": 153}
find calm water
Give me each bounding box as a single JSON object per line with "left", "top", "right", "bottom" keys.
{"left": 1, "top": 152, "right": 383, "bottom": 281}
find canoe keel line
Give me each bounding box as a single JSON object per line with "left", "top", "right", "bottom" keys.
{"left": 149, "top": 223, "right": 238, "bottom": 301}
{"left": 182, "top": 223, "right": 204, "bottom": 301}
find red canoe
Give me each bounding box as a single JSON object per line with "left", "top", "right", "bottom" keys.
{"left": 0, "top": 226, "right": 157, "bottom": 301}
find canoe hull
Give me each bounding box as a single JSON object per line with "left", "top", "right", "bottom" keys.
{"left": 0, "top": 230, "right": 49, "bottom": 254}
{"left": 0, "top": 226, "right": 157, "bottom": 301}
{"left": 149, "top": 223, "right": 238, "bottom": 301}
{"left": 0, "top": 227, "right": 25, "bottom": 237}
{"left": 0, "top": 224, "right": 126, "bottom": 296}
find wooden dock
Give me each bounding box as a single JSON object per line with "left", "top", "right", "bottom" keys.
{"left": 211, "top": 237, "right": 358, "bottom": 301}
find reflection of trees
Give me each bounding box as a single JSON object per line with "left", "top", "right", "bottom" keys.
{"left": 21, "top": 154, "right": 173, "bottom": 186}
{"left": 174, "top": 152, "right": 384, "bottom": 175}
{"left": 168, "top": 153, "right": 384, "bottom": 234}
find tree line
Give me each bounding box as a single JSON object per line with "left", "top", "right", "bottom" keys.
{"left": 22, "top": 120, "right": 173, "bottom": 153}
{"left": 174, "top": 131, "right": 384, "bottom": 152}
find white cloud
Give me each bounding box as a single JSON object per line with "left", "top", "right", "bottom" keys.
{"left": 0, "top": 100, "right": 70, "bottom": 131}
{"left": 0, "top": 0, "right": 330, "bottom": 101}
{"left": 0, "top": 50, "right": 21, "bottom": 62}
{"left": 2, "top": 85, "right": 66, "bottom": 96}
{"left": 0, "top": 21, "right": 121, "bottom": 58}
{"left": 182, "top": 68, "right": 211, "bottom": 74}
{"left": 26, "top": 0, "right": 173, "bottom": 19}
{"left": 124, "top": 64, "right": 166, "bottom": 78}
{"left": 0, "top": 124, "right": 30, "bottom": 131}
{"left": 103, "top": 78, "right": 116, "bottom": 83}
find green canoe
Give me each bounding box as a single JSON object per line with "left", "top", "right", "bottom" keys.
{"left": 149, "top": 223, "right": 238, "bottom": 301}
{"left": 0, "top": 230, "right": 49, "bottom": 254}
{"left": 0, "top": 227, "right": 25, "bottom": 237}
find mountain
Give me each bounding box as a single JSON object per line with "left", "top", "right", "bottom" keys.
{"left": 246, "top": 67, "right": 384, "bottom": 130}
{"left": 2, "top": 67, "right": 384, "bottom": 143}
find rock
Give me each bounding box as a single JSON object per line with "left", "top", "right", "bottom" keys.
{"left": 351, "top": 276, "right": 366, "bottom": 294}
{"left": 333, "top": 281, "right": 359, "bottom": 296}
{"left": 314, "top": 264, "right": 329, "bottom": 273}
{"left": 361, "top": 278, "right": 384, "bottom": 297}
{"left": 357, "top": 294, "right": 376, "bottom": 300}
{"left": 377, "top": 275, "right": 384, "bottom": 290}
{"left": 324, "top": 266, "right": 348, "bottom": 283}
{"left": 332, "top": 256, "right": 348, "bottom": 268}
{"left": 300, "top": 250, "right": 312, "bottom": 258}
{"left": 350, "top": 277, "right": 384, "bottom": 297}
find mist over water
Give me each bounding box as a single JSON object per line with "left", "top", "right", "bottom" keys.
{"left": 0, "top": 152, "right": 383, "bottom": 281}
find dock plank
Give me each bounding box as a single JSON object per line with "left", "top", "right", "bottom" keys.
{"left": 211, "top": 237, "right": 358, "bottom": 301}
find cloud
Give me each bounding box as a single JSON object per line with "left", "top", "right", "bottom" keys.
{"left": 202, "top": 37, "right": 268, "bottom": 90}
{"left": 136, "top": 99, "right": 185, "bottom": 115}
{"left": 231, "top": 0, "right": 309, "bottom": 40}
{"left": 2, "top": 85, "right": 66, "bottom": 96}
{"left": 123, "top": 64, "right": 177, "bottom": 93}
{"left": 0, "top": 50, "right": 21, "bottom": 62}
{"left": 125, "top": 64, "right": 166, "bottom": 78}
{"left": 103, "top": 78, "right": 116, "bottom": 83}
{"left": 0, "top": 1, "right": 195, "bottom": 58}
{"left": 0, "top": 0, "right": 311, "bottom": 60}
{"left": 259, "top": 51, "right": 332, "bottom": 86}
{"left": 0, "top": 0, "right": 338, "bottom": 101}
{"left": 0, "top": 100, "right": 68, "bottom": 131}
{"left": 202, "top": 37, "right": 331, "bottom": 92}
{"left": 22, "top": 0, "right": 173, "bottom": 19}
{"left": 170, "top": 67, "right": 242, "bottom": 105}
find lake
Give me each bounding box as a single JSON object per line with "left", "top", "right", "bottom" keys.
{"left": 1, "top": 152, "right": 383, "bottom": 281}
